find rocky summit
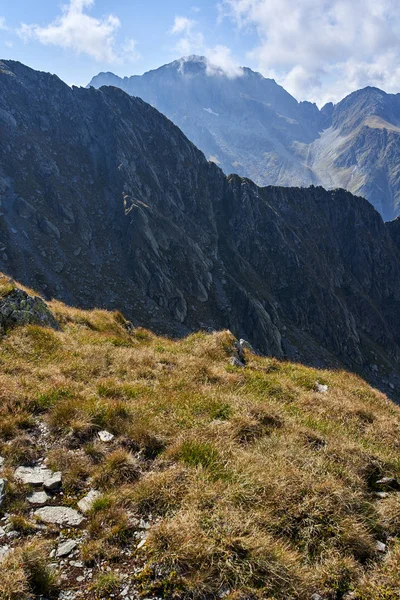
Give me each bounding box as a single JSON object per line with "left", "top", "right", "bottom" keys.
{"left": 89, "top": 56, "right": 400, "bottom": 220}
{"left": 1, "top": 60, "right": 400, "bottom": 389}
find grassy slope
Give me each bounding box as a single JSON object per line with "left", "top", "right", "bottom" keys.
{"left": 1, "top": 283, "right": 400, "bottom": 599}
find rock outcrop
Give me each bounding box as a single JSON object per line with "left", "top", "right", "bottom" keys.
{"left": 0, "top": 288, "right": 58, "bottom": 332}
{"left": 1, "top": 60, "right": 400, "bottom": 379}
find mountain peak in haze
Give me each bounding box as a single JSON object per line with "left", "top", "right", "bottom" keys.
{"left": 88, "top": 59, "right": 400, "bottom": 220}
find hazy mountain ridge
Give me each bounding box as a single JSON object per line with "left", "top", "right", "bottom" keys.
{"left": 89, "top": 57, "right": 400, "bottom": 220}
{"left": 1, "top": 59, "right": 400, "bottom": 390}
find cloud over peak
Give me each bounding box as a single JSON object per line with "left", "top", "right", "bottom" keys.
{"left": 18, "top": 0, "right": 138, "bottom": 64}
{"left": 221, "top": 0, "right": 400, "bottom": 104}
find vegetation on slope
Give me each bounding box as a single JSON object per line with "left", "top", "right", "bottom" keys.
{"left": 1, "top": 281, "right": 400, "bottom": 599}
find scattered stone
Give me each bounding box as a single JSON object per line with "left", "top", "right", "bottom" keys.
{"left": 374, "top": 491, "right": 389, "bottom": 499}
{"left": 390, "top": 383, "right": 395, "bottom": 390}
{"left": 137, "top": 539, "right": 146, "bottom": 549}
{"left": 311, "top": 595, "right": 323, "bottom": 600}
{"left": 0, "top": 544, "right": 10, "bottom": 559}
{"left": 34, "top": 506, "right": 84, "bottom": 527}
{"left": 0, "top": 478, "right": 7, "bottom": 506}
{"left": 57, "top": 540, "right": 78, "bottom": 558}
{"left": 77, "top": 489, "right": 101, "bottom": 513}
{"left": 76, "top": 576, "right": 85, "bottom": 583}
{"left": 58, "top": 592, "right": 77, "bottom": 600}
{"left": 230, "top": 356, "right": 244, "bottom": 368}
{"left": 121, "top": 586, "right": 130, "bottom": 597}
{"left": 0, "top": 526, "right": 5, "bottom": 537}
{"left": 376, "top": 540, "right": 386, "bottom": 553}
{"left": 28, "top": 491, "right": 50, "bottom": 505}
{"left": 371, "top": 364, "right": 378, "bottom": 372}
{"left": 70, "top": 560, "right": 84, "bottom": 568}
{"left": 7, "top": 530, "right": 19, "bottom": 539}
{"left": 14, "top": 466, "right": 53, "bottom": 486}
{"left": 0, "top": 456, "right": 4, "bottom": 468}
{"left": 43, "top": 472, "right": 62, "bottom": 491}
{"left": 376, "top": 477, "right": 400, "bottom": 490}
{"left": 98, "top": 430, "right": 114, "bottom": 443}
{"left": 315, "top": 382, "right": 328, "bottom": 393}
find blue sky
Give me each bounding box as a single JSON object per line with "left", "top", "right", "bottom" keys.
{"left": 1, "top": 0, "right": 400, "bottom": 105}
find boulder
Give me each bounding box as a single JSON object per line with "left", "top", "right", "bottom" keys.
{"left": 0, "top": 288, "right": 59, "bottom": 332}
{"left": 34, "top": 506, "right": 84, "bottom": 527}
{"left": 14, "top": 466, "right": 53, "bottom": 486}
{"left": 43, "top": 472, "right": 62, "bottom": 491}
{"left": 28, "top": 491, "right": 50, "bottom": 505}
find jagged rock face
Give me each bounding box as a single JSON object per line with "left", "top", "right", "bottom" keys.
{"left": 89, "top": 58, "right": 400, "bottom": 220}
{"left": 1, "top": 60, "right": 400, "bottom": 373}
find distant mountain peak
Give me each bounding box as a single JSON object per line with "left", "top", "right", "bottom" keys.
{"left": 87, "top": 58, "right": 400, "bottom": 220}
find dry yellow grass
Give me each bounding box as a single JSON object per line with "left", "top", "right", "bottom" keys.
{"left": 1, "top": 287, "right": 400, "bottom": 598}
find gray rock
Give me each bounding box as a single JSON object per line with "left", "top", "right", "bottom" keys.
{"left": 43, "top": 472, "right": 62, "bottom": 491}
{"left": 315, "top": 382, "right": 328, "bottom": 393}
{"left": 77, "top": 490, "right": 101, "bottom": 513}
{"left": 374, "top": 491, "right": 389, "bottom": 499}
{"left": 69, "top": 560, "right": 84, "bottom": 568}
{"left": 311, "top": 595, "right": 324, "bottom": 600}
{"left": 376, "top": 540, "right": 386, "bottom": 553}
{"left": 28, "top": 491, "right": 50, "bottom": 505}
{"left": 376, "top": 477, "right": 400, "bottom": 490}
{"left": 14, "top": 466, "right": 53, "bottom": 486}
{"left": 98, "top": 430, "right": 114, "bottom": 443}
{"left": 0, "top": 478, "right": 7, "bottom": 506}
{"left": 0, "top": 288, "right": 59, "bottom": 333}
{"left": 34, "top": 506, "right": 84, "bottom": 527}
{"left": 0, "top": 456, "right": 4, "bottom": 468}
{"left": 56, "top": 539, "right": 78, "bottom": 558}
{"left": 239, "top": 339, "right": 254, "bottom": 353}
{"left": 0, "top": 544, "right": 10, "bottom": 559}
{"left": 58, "top": 592, "right": 77, "bottom": 600}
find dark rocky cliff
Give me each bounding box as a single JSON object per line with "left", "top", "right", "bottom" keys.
{"left": 1, "top": 60, "right": 400, "bottom": 384}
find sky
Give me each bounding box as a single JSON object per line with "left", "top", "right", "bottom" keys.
{"left": 1, "top": 0, "right": 400, "bottom": 106}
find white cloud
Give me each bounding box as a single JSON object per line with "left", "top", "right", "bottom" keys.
{"left": 122, "top": 38, "right": 140, "bottom": 62}
{"left": 4, "top": 41, "right": 13, "bottom": 48}
{"left": 18, "top": 0, "right": 138, "bottom": 64}
{"left": 170, "top": 15, "right": 204, "bottom": 55}
{"left": 221, "top": 0, "right": 400, "bottom": 104}
{"left": 170, "top": 16, "right": 243, "bottom": 78}
{"left": 206, "top": 45, "right": 243, "bottom": 78}
{"left": 171, "top": 16, "right": 195, "bottom": 35}
{"left": 0, "top": 16, "right": 7, "bottom": 31}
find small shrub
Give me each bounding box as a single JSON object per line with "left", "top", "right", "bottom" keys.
{"left": 91, "top": 572, "right": 121, "bottom": 598}
{"left": 93, "top": 449, "right": 140, "bottom": 489}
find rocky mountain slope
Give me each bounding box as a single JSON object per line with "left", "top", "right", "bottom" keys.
{"left": 2, "top": 59, "right": 400, "bottom": 389}
{"left": 1, "top": 279, "right": 400, "bottom": 599}
{"left": 89, "top": 56, "right": 400, "bottom": 221}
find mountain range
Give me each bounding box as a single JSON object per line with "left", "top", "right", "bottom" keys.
{"left": 1, "top": 59, "right": 400, "bottom": 393}
{"left": 89, "top": 56, "right": 400, "bottom": 221}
